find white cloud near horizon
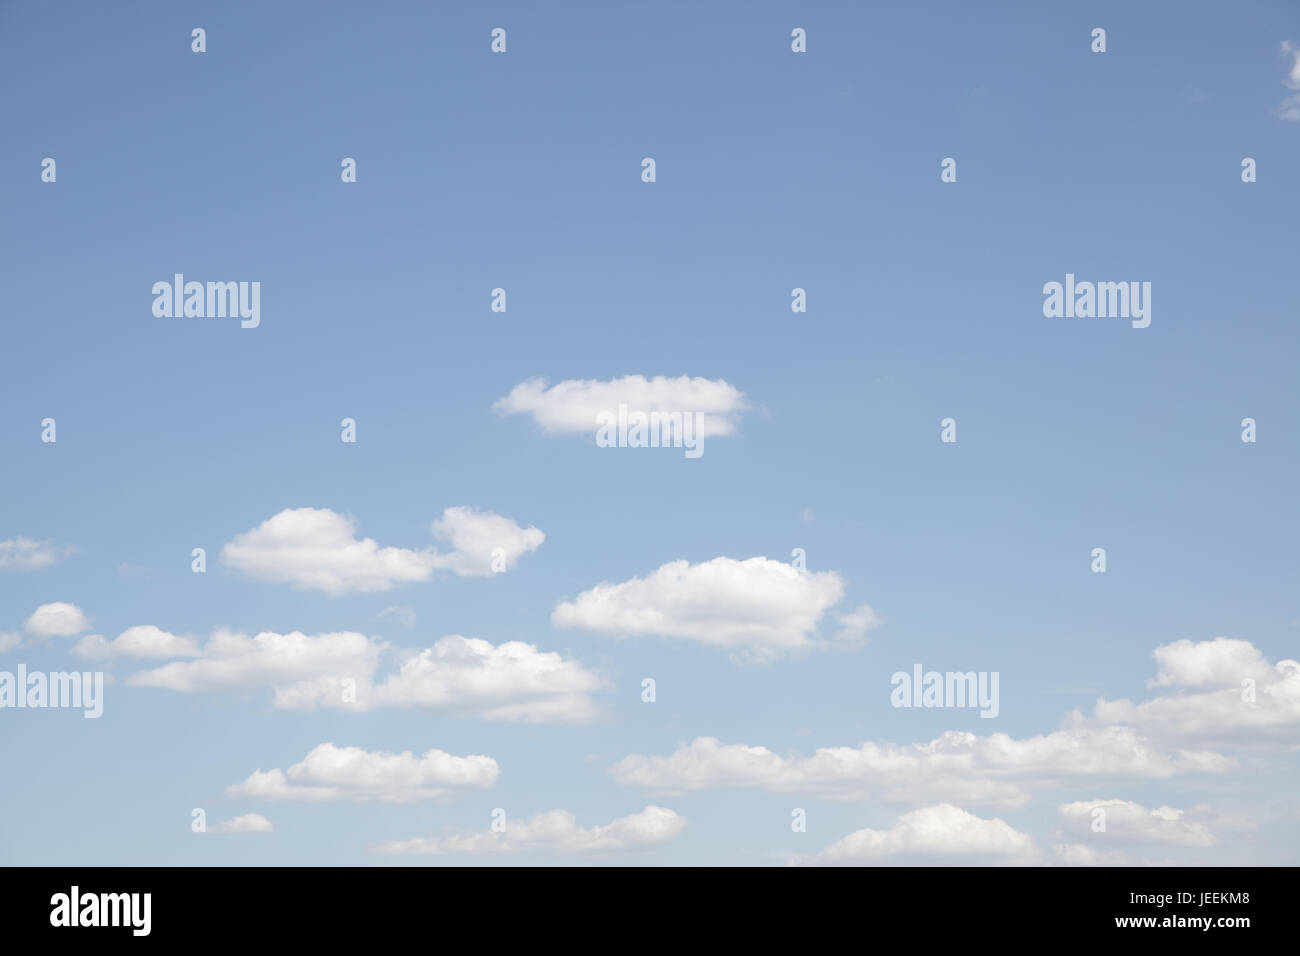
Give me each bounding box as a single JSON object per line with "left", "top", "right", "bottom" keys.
{"left": 227, "top": 742, "right": 499, "bottom": 803}
{"left": 609, "top": 726, "right": 1231, "bottom": 809}
{"left": 1055, "top": 799, "right": 1215, "bottom": 848}
{"left": 372, "top": 806, "right": 685, "bottom": 856}
{"left": 493, "top": 375, "right": 747, "bottom": 438}
{"left": 796, "top": 805, "right": 1039, "bottom": 866}
{"left": 209, "top": 813, "right": 274, "bottom": 835}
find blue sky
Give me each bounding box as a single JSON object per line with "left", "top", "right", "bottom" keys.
{"left": 1, "top": 0, "right": 1297, "bottom": 865}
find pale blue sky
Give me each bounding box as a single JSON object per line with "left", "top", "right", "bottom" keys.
{"left": 1, "top": 0, "right": 1297, "bottom": 865}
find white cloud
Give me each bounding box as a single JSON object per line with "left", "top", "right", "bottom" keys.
{"left": 72, "top": 625, "right": 201, "bottom": 660}
{"left": 1055, "top": 799, "right": 1215, "bottom": 848}
{"left": 553, "top": 556, "right": 848, "bottom": 660}
{"left": 797, "top": 805, "right": 1039, "bottom": 866}
{"left": 1283, "top": 41, "right": 1300, "bottom": 88}
{"left": 1146, "top": 638, "right": 1273, "bottom": 689}
{"left": 1086, "top": 638, "right": 1300, "bottom": 748}
{"left": 1052, "top": 842, "right": 1133, "bottom": 866}
{"left": 835, "top": 603, "right": 882, "bottom": 644}
{"left": 125, "top": 630, "right": 603, "bottom": 724}
{"left": 493, "top": 375, "right": 747, "bottom": 438}
{"left": 24, "top": 602, "right": 90, "bottom": 638}
{"left": 361, "top": 636, "right": 605, "bottom": 723}
{"left": 220, "top": 506, "right": 543, "bottom": 594}
{"left": 209, "top": 813, "right": 274, "bottom": 835}
{"left": 373, "top": 806, "right": 685, "bottom": 856}
{"left": 0, "top": 632, "right": 22, "bottom": 654}
{"left": 610, "top": 727, "right": 1230, "bottom": 809}
{"left": 1278, "top": 41, "right": 1300, "bottom": 120}
{"left": 221, "top": 508, "right": 436, "bottom": 595}
{"left": 227, "top": 743, "right": 498, "bottom": 804}
{"left": 0, "top": 538, "right": 71, "bottom": 571}
{"left": 126, "top": 629, "right": 386, "bottom": 707}
{"left": 428, "top": 506, "right": 544, "bottom": 577}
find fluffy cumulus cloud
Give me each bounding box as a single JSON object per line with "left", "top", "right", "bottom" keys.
{"left": 372, "top": 806, "right": 685, "bottom": 856}
{"left": 124, "top": 629, "right": 603, "bottom": 724}
{"left": 221, "top": 508, "right": 436, "bottom": 595}
{"left": 493, "top": 375, "right": 747, "bottom": 438}
{"left": 552, "top": 556, "right": 848, "bottom": 660}
{"left": 1055, "top": 799, "right": 1215, "bottom": 848}
{"left": 797, "top": 805, "right": 1039, "bottom": 866}
{"left": 221, "top": 506, "right": 543, "bottom": 594}
{"left": 428, "top": 506, "right": 544, "bottom": 577}
{"left": 24, "top": 602, "right": 90, "bottom": 638}
{"left": 0, "top": 537, "right": 72, "bottom": 571}
{"left": 1083, "top": 638, "right": 1300, "bottom": 748}
{"left": 227, "top": 743, "right": 499, "bottom": 804}
{"left": 209, "top": 813, "right": 274, "bottom": 835}
{"left": 73, "top": 625, "right": 201, "bottom": 660}
{"left": 0, "top": 632, "right": 23, "bottom": 654}
{"left": 610, "top": 727, "right": 1231, "bottom": 809}
{"left": 361, "top": 636, "right": 605, "bottom": 723}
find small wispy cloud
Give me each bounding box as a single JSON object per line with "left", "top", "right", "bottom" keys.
{"left": 1278, "top": 41, "right": 1300, "bottom": 120}
{"left": 0, "top": 537, "right": 73, "bottom": 571}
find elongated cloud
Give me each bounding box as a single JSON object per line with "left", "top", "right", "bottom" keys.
{"left": 610, "top": 727, "right": 1230, "bottom": 809}
{"left": 209, "top": 813, "right": 274, "bottom": 835}
{"left": 227, "top": 743, "right": 499, "bottom": 804}
{"left": 0, "top": 538, "right": 71, "bottom": 571}
{"left": 221, "top": 506, "right": 543, "bottom": 594}
{"left": 553, "top": 556, "right": 848, "bottom": 659}
{"left": 1055, "top": 799, "right": 1215, "bottom": 848}
{"left": 493, "top": 375, "right": 747, "bottom": 438}
{"left": 126, "top": 629, "right": 384, "bottom": 707}
{"left": 361, "top": 636, "right": 605, "bottom": 723}
{"left": 372, "top": 806, "right": 685, "bottom": 856}
{"left": 797, "top": 805, "right": 1039, "bottom": 866}
{"left": 73, "top": 625, "right": 201, "bottom": 660}
{"left": 125, "top": 630, "right": 603, "bottom": 724}
{"left": 24, "top": 602, "right": 90, "bottom": 638}
{"left": 221, "top": 508, "right": 436, "bottom": 594}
